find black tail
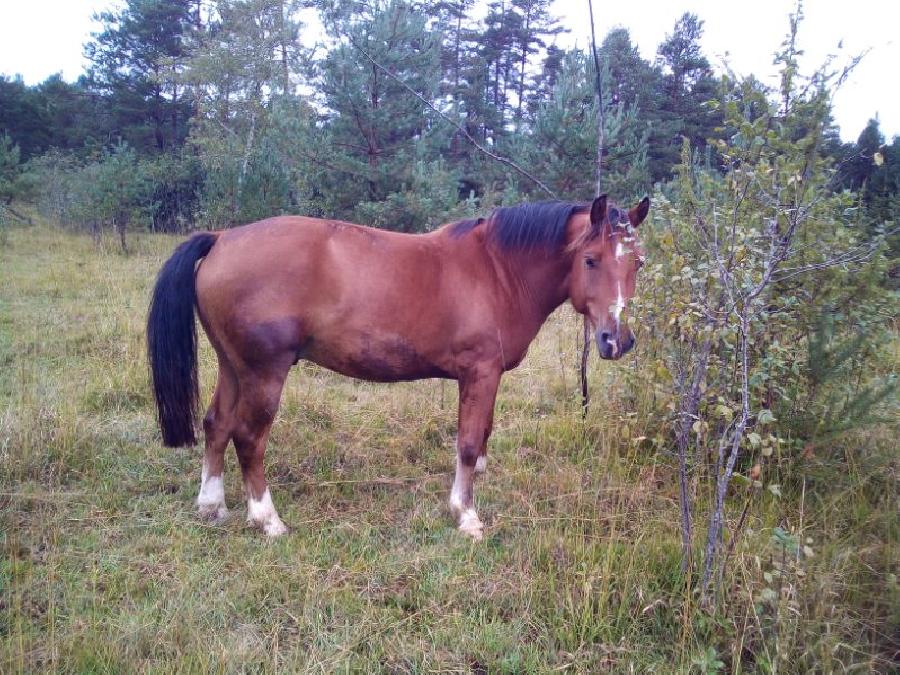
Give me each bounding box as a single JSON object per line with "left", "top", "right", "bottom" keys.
{"left": 147, "top": 232, "right": 218, "bottom": 447}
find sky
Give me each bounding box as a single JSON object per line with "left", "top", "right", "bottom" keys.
{"left": 0, "top": 0, "right": 896, "bottom": 142}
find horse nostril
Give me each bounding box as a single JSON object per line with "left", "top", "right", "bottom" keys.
{"left": 599, "top": 331, "right": 611, "bottom": 344}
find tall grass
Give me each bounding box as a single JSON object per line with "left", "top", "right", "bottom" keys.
{"left": 1, "top": 221, "right": 896, "bottom": 672}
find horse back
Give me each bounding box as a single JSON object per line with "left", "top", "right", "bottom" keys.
{"left": 195, "top": 216, "right": 499, "bottom": 381}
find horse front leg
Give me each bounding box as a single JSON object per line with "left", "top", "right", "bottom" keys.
{"left": 474, "top": 405, "right": 494, "bottom": 475}
{"left": 450, "top": 365, "right": 501, "bottom": 541}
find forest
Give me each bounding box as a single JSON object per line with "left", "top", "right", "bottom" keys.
{"left": 0, "top": 0, "right": 897, "bottom": 243}
{"left": 1, "top": 0, "right": 897, "bottom": 671}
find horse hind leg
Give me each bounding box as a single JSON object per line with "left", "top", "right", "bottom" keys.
{"left": 232, "top": 366, "right": 291, "bottom": 537}
{"left": 197, "top": 363, "right": 237, "bottom": 523}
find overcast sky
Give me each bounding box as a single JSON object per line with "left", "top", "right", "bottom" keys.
{"left": 1, "top": 0, "right": 896, "bottom": 142}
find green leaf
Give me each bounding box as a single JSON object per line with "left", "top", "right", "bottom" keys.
{"left": 758, "top": 409, "right": 776, "bottom": 424}
{"left": 771, "top": 526, "right": 799, "bottom": 553}
{"left": 732, "top": 473, "right": 752, "bottom": 487}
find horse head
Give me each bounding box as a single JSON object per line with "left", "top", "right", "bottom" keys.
{"left": 569, "top": 194, "right": 650, "bottom": 360}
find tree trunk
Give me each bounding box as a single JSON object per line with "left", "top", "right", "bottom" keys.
{"left": 171, "top": 73, "right": 178, "bottom": 146}
{"left": 453, "top": 13, "right": 462, "bottom": 95}
{"left": 516, "top": 2, "right": 532, "bottom": 127}
{"left": 116, "top": 213, "right": 128, "bottom": 254}
{"left": 280, "top": 0, "right": 290, "bottom": 95}
{"left": 368, "top": 64, "right": 380, "bottom": 200}
{"left": 153, "top": 72, "right": 165, "bottom": 150}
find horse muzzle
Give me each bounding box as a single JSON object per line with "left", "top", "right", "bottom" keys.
{"left": 596, "top": 328, "right": 635, "bottom": 360}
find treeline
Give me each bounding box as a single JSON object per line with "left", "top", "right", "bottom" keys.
{"left": 0, "top": 0, "right": 897, "bottom": 243}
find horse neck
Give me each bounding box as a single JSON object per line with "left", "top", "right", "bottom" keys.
{"left": 489, "top": 246, "right": 573, "bottom": 323}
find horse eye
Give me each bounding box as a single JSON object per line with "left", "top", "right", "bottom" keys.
{"left": 585, "top": 257, "right": 597, "bottom": 269}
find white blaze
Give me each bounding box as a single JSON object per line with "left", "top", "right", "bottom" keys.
{"left": 613, "top": 282, "right": 625, "bottom": 325}
{"left": 615, "top": 241, "right": 625, "bottom": 260}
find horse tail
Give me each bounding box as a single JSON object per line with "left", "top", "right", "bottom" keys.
{"left": 147, "top": 232, "right": 218, "bottom": 447}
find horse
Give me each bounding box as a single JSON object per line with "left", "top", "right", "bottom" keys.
{"left": 147, "top": 194, "right": 649, "bottom": 540}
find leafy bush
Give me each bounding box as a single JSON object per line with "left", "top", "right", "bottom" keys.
{"left": 630, "top": 23, "right": 898, "bottom": 597}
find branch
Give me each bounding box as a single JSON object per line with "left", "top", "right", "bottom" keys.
{"left": 587, "top": 0, "right": 604, "bottom": 195}
{"left": 2, "top": 205, "right": 32, "bottom": 224}
{"left": 772, "top": 226, "right": 898, "bottom": 282}
{"left": 346, "top": 36, "right": 557, "bottom": 199}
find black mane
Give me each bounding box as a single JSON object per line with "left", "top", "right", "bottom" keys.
{"left": 448, "top": 201, "right": 590, "bottom": 250}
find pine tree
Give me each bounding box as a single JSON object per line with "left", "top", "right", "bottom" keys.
{"left": 652, "top": 13, "right": 721, "bottom": 181}
{"left": 426, "top": 0, "right": 477, "bottom": 101}
{"left": 85, "top": 0, "right": 195, "bottom": 152}
{"left": 509, "top": 0, "right": 566, "bottom": 127}
{"left": 318, "top": 0, "right": 441, "bottom": 207}
{"left": 181, "top": 0, "right": 309, "bottom": 224}
{"left": 521, "top": 50, "right": 649, "bottom": 200}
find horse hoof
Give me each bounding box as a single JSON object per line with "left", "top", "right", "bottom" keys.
{"left": 474, "top": 456, "right": 487, "bottom": 474}
{"left": 458, "top": 509, "right": 484, "bottom": 541}
{"left": 247, "top": 513, "right": 288, "bottom": 537}
{"left": 198, "top": 503, "right": 228, "bottom": 524}
{"left": 262, "top": 518, "right": 288, "bottom": 537}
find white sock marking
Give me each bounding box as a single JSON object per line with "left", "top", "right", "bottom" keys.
{"left": 247, "top": 488, "right": 287, "bottom": 537}
{"left": 474, "top": 455, "right": 487, "bottom": 474}
{"left": 449, "top": 456, "right": 465, "bottom": 514}
{"left": 449, "top": 454, "right": 483, "bottom": 539}
{"left": 197, "top": 460, "right": 227, "bottom": 521}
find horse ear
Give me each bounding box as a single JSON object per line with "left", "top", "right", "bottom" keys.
{"left": 589, "top": 194, "right": 608, "bottom": 238}
{"left": 628, "top": 196, "right": 650, "bottom": 227}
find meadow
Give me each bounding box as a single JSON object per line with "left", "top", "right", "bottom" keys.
{"left": 1, "top": 220, "right": 896, "bottom": 672}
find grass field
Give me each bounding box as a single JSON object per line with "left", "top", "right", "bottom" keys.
{"left": 1, "top": 221, "right": 896, "bottom": 672}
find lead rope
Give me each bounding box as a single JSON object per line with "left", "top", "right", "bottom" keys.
{"left": 580, "top": 316, "right": 591, "bottom": 417}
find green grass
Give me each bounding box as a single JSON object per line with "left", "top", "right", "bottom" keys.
{"left": 1, "top": 221, "right": 896, "bottom": 672}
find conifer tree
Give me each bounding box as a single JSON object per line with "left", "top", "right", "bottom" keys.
{"left": 85, "top": 0, "right": 195, "bottom": 152}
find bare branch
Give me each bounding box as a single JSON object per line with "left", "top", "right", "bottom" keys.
{"left": 587, "top": 0, "right": 604, "bottom": 196}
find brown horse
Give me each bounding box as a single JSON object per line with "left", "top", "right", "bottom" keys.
{"left": 147, "top": 194, "right": 649, "bottom": 539}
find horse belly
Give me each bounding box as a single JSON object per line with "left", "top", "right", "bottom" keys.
{"left": 305, "top": 331, "right": 452, "bottom": 382}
